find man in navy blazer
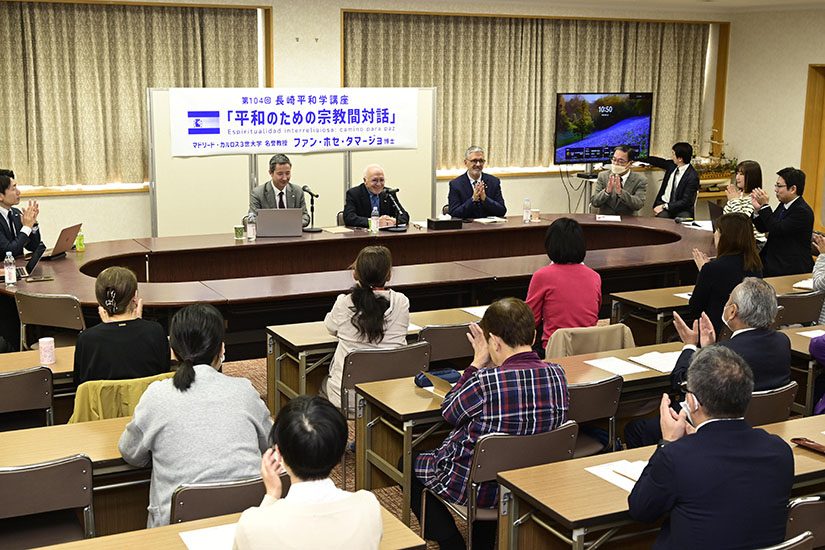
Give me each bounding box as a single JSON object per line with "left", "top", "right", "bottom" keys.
{"left": 624, "top": 277, "right": 791, "bottom": 448}
{"left": 628, "top": 345, "right": 793, "bottom": 550}
{"left": 0, "top": 170, "right": 42, "bottom": 257}
{"left": 343, "top": 164, "right": 409, "bottom": 228}
{"left": 447, "top": 146, "right": 506, "bottom": 219}
{"left": 647, "top": 142, "right": 700, "bottom": 219}
{"left": 751, "top": 167, "right": 814, "bottom": 277}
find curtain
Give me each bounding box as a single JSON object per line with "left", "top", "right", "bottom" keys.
{"left": 344, "top": 13, "right": 709, "bottom": 169}
{"left": 0, "top": 2, "right": 258, "bottom": 185}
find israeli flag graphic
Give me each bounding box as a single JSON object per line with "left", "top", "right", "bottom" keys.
{"left": 188, "top": 111, "right": 220, "bottom": 135}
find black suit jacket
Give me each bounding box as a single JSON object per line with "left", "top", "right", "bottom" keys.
{"left": 688, "top": 254, "right": 761, "bottom": 335}
{"left": 671, "top": 329, "right": 791, "bottom": 392}
{"left": 0, "top": 207, "right": 42, "bottom": 257}
{"left": 648, "top": 156, "right": 700, "bottom": 218}
{"left": 447, "top": 172, "right": 506, "bottom": 218}
{"left": 343, "top": 184, "right": 410, "bottom": 228}
{"left": 753, "top": 197, "right": 815, "bottom": 277}
{"left": 628, "top": 420, "right": 793, "bottom": 550}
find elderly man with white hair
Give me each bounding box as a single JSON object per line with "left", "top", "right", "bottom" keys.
{"left": 343, "top": 164, "right": 409, "bottom": 228}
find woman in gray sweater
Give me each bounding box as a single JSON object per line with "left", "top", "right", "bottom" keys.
{"left": 119, "top": 303, "right": 272, "bottom": 528}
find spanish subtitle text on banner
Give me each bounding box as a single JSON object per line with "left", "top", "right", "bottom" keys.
{"left": 168, "top": 87, "right": 419, "bottom": 157}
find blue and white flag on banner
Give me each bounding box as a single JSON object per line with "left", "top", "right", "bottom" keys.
{"left": 168, "top": 88, "right": 418, "bottom": 157}
{"left": 187, "top": 111, "right": 220, "bottom": 135}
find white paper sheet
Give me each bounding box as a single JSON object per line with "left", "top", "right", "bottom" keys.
{"left": 584, "top": 357, "right": 648, "bottom": 376}
{"left": 179, "top": 523, "right": 237, "bottom": 550}
{"left": 673, "top": 292, "right": 692, "bottom": 300}
{"left": 585, "top": 460, "right": 648, "bottom": 492}
{"left": 595, "top": 214, "right": 621, "bottom": 222}
{"left": 461, "top": 305, "right": 489, "bottom": 318}
{"left": 473, "top": 217, "right": 507, "bottom": 224}
{"left": 684, "top": 220, "right": 714, "bottom": 232}
{"left": 407, "top": 323, "right": 423, "bottom": 332}
{"left": 628, "top": 351, "right": 682, "bottom": 373}
{"left": 793, "top": 278, "right": 814, "bottom": 290}
{"left": 797, "top": 329, "right": 825, "bottom": 338}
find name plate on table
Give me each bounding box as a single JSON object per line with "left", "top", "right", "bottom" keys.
{"left": 427, "top": 218, "right": 462, "bottom": 230}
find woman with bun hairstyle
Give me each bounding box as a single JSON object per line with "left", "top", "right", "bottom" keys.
{"left": 119, "top": 303, "right": 272, "bottom": 527}
{"left": 74, "top": 266, "right": 170, "bottom": 384}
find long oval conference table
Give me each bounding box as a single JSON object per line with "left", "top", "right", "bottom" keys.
{"left": 0, "top": 215, "right": 712, "bottom": 359}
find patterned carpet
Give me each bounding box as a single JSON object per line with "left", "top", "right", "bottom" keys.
{"left": 222, "top": 358, "right": 433, "bottom": 547}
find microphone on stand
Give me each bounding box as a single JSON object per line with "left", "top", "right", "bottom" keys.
{"left": 301, "top": 185, "right": 322, "bottom": 233}
{"left": 382, "top": 188, "right": 408, "bottom": 233}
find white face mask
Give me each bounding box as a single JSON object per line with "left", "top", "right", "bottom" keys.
{"left": 721, "top": 304, "right": 733, "bottom": 331}
{"left": 610, "top": 163, "right": 628, "bottom": 175}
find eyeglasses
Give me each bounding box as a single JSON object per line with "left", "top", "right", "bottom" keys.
{"left": 468, "top": 159, "right": 486, "bottom": 165}
{"left": 610, "top": 157, "right": 629, "bottom": 165}
{"left": 775, "top": 184, "right": 787, "bottom": 189}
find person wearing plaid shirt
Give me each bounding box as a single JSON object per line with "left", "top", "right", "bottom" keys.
{"left": 410, "top": 298, "right": 569, "bottom": 550}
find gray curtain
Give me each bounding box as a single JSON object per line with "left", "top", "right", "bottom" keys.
{"left": 344, "top": 13, "right": 709, "bottom": 169}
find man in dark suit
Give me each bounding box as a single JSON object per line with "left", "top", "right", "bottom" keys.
{"left": 248, "top": 154, "right": 310, "bottom": 227}
{"left": 647, "top": 142, "right": 700, "bottom": 219}
{"left": 751, "top": 167, "right": 814, "bottom": 276}
{"left": 447, "top": 146, "right": 506, "bottom": 219}
{"left": 624, "top": 277, "right": 790, "bottom": 448}
{"left": 343, "top": 164, "right": 409, "bottom": 228}
{"left": 0, "top": 170, "right": 42, "bottom": 257}
{"left": 628, "top": 346, "right": 793, "bottom": 549}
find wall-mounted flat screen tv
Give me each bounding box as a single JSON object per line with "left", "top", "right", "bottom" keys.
{"left": 553, "top": 92, "right": 653, "bottom": 165}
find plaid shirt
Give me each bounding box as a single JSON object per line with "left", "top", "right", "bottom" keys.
{"left": 413, "top": 351, "right": 569, "bottom": 508}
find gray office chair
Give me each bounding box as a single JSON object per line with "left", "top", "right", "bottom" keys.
{"left": 787, "top": 496, "right": 825, "bottom": 548}
{"left": 14, "top": 291, "right": 85, "bottom": 351}
{"left": 336, "top": 211, "right": 345, "bottom": 226}
{"left": 0, "top": 366, "right": 54, "bottom": 430}
{"left": 744, "top": 382, "right": 798, "bottom": 427}
{"left": 757, "top": 531, "right": 814, "bottom": 550}
{"left": 567, "top": 376, "right": 623, "bottom": 456}
{"left": 170, "top": 476, "right": 290, "bottom": 523}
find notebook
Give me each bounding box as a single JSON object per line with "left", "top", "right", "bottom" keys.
{"left": 256, "top": 209, "right": 302, "bottom": 237}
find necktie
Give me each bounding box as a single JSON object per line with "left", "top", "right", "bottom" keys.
{"left": 278, "top": 191, "right": 285, "bottom": 209}
{"left": 778, "top": 204, "right": 787, "bottom": 220}
{"left": 669, "top": 169, "right": 679, "bottom": 202}
{"left": 7, "top": 211, "right": 14, "bottom": 237}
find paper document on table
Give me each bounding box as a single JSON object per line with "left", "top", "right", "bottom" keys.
{"left": 595, "top": 214, "right": 621, "bottom": 222}
{"left": 797, "top": 329, "right": 825, "bottom": 338}
{"left": 584, "top": 357, "right": 648, "bottom": 376}
{"left": 585, "top": 460, "right": 648, "bottom": 492}
{"left": 323, "top": 226, "right": 352, "bottom": 234}
{"left": 628, "top": 351, "right": 682, "bottom": 373}
{"left": 461, "top": 305, "right": 489, "bottom": 318}
{"left": 179, "top": 523, "right": 237, "bottom": 550}
{"left": 673, "top": 292, "right": 692, "bottom": 300}
{"left": 473, "top": 217, "right": 507, "bottom": 224}
{"left": 407, "top": 323, "right": 423, "bottom": 332}
{"left": 794, "top": 278, "right": 814, "bottom": 290}
{"left": 685, "top": 221, "right": 714, "bottom": 232}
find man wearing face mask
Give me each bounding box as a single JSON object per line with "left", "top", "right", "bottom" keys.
{"left": 628, "top": 345, "right": 794, "bottom": 550}
{"left": 590, "top": 145, "right": 647, "bottom": 216}
{"left": 623, "top": 277, "right": 790, "bottom": 449}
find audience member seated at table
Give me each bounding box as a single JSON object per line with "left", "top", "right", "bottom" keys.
{"left": 723, "top": 160, "right": 766, "bottom": 245}
{"left": 751, "top": 166, "right": 814, "bottom": 277}
{"left": 589, "top": 145, "right": 647, "bottom": 216}
{"left": 688, "top": 212, "right": 762, "bottom": 334}
{"left": 119, "top": 303, "right": 272, "bottom": 528}
{"left": 647, "top": 142, "right": 700, "bottom": 219}
{"left": 628, "top": 346, "right": 793, "bottom": 549}
{"left": 410, "top": 298, "right": 569, "bottom": 550}
{"left": 233, "top": 395, "right": 381, "bottom": 550}
{"left": 322, "top": 245, "right": 409, "bottom": 409}
{"left": 343, "top": 164, "right": 409, "bottom": 228}
{"left": 74, "top": 267, "right": 170, "bottom": 385}
{"left": 624, "top": 277, "right": 791, "bottom": 448}
{"left": 526, "top": 218, "right": 602, "bottom": 352}
{"left": 447, "top": 146, "right": 506, "bottom": 219}
{"left": 0, "top": 170, "right": 42, "bottom": 257}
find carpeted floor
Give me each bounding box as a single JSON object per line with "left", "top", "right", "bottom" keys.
{"left": 222, "top": 358, "right": 434, "bottom": 547}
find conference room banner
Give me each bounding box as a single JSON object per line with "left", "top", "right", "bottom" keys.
{"left": 168, "top": 87, "right": 419, "bottom": 157}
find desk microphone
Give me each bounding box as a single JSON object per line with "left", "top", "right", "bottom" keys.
{"left": 301, "top": 185, "right": 319, "bottom": 198}
{"left": 384, "top": 187, "right": 400, "bottom": 195}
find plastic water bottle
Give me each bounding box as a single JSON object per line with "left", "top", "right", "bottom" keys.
{"left": 523, "top": 198, "right": 531, "bottom": 223}
{"left": 4, "top": 252, "right": 16, "bottom": 286}
{"left": 74, "top": 230, "right": 85, "bottom": 252}
{"left": 247, "top": 214, "right": 257, "bottom": 241}
{"left": 370, "top": 206, "right": 380, "bottom": 233}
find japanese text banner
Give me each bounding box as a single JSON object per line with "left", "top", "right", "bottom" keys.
{"left": 168, "top": 87, "right": 419, "bottom": 157}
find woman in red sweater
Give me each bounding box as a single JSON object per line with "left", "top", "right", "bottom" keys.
{"left": 526, "top": 217, "right": 602, "bottom": 352}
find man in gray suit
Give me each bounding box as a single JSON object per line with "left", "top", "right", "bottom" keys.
{"left": 249, "top": 154, "right": 310, "bottom": 227}
{"left": 590, "top": 145, "right": 647, "bottom": 216}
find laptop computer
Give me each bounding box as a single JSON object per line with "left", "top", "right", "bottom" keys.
{"left": 0, "top": 243, "right": 46, "bottom": 282}
{"left": 256, "top": 209, "right": 303, "bottom": 237}
{"left": 42, "top": 223, "right": 82, "bottom": 260}
{"left": 707, "top": 201, "right": 724, "bottom": 232}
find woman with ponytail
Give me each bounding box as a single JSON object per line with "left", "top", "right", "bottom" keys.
{"left": 119, "top": 303, "right": 272, "bottom": 528}
{"left": 74, "top": 266, "right": 169, "bottom": 384}
{"left": 323, "top": 246, "right": 410, "bottom": 409}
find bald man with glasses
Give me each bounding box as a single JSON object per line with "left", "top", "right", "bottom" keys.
{"left": 590, "top": 145, "right": 647, "bottom": 216}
